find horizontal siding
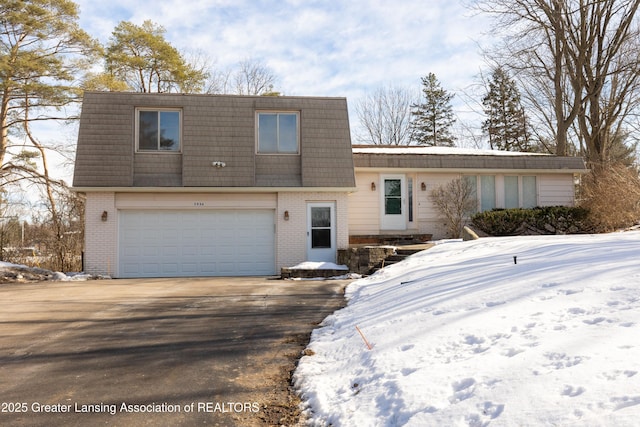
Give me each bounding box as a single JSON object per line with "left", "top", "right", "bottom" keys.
{"left": 115, "top": 192, "right": 277, "bottom": 209}
{"left": 416, "top": 173, "right": 461, "bottom": 239}
{"left": 348, "top": 172, "right": 380, "bottom": 234}
{"left": 538, "top": 174, "right": 576, "bottom": 206}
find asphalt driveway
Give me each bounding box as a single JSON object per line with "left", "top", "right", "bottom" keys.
{"left": 0, "top": 277, "right": 350, "bottom": 426}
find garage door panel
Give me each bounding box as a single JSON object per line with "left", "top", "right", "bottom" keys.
{"left": 119, "top": 210, "right": 275, "bottom": 278}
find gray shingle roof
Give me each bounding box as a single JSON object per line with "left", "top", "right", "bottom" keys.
{"left": 352, "top": 146, "right": 587, "bottom": 172}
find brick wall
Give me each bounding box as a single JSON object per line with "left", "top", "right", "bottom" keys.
{"left": 84, "top": 192, "right": 117, "bottom": 276}
{"left": 276, "top": 192, "right": 349, "bottom": 270}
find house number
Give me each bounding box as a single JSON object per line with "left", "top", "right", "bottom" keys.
{"left": 193, "top": 202, "right": 205, "bottom": 206}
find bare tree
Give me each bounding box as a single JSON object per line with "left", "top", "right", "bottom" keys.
{"left": 477, "top": 0, "right": 640, "bottom": 164}
{"left": 204, "top": 58, "right": 278, "bottom": 95}
{"left": 355, "top": 85, "right": 417, "bottom": 145}
{"left": 233, "top": 58, "right": 277, "bottom": 95}
{"left": 430, "top": 177, "right": 477, "bottom": 238}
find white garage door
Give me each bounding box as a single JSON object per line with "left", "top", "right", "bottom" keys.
{"left": 118, "top": 210, "right": 275, "bottom": 278}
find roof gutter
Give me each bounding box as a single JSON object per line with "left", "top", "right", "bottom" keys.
{"left": 72, "top": 186, "right": 358, "bottom": 193}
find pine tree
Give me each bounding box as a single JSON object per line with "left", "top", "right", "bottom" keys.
{"left": 410, "top": 73, "right": 457, "bottom": 146}
{"left": 482, "top": 67, "right": 532, "bottom": 152}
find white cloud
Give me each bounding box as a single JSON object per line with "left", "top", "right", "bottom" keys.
{"left": 65, "top": 0, "right": 494, "bottom": 179}
{"left": 75, "top": 0, "right": 493, "bottom": 94}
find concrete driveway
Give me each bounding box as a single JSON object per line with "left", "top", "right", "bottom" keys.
{"left": 0, "top": 277, "right": 350, "bottom": 426}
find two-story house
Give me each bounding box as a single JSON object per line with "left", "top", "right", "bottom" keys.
{"left": 73, "top": 92, "right": 587, "bottom": 278}
{"left": 73, "top": 92, "right": 356, "bottom": 278}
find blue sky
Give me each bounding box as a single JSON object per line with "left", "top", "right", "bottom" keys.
{"left": 74, "top": 0, "right": 493, "bottom": 121}
{"left": 17, "top": 0, "right": 496, "bottom": 208}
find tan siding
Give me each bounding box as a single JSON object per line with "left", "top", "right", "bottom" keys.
{"left": 115, "top": 192, "right": 277, "bottom": 209}
{"left": 538, "top": 174, "right": 576, "bottom": 206}
{"left": 416, "top": 173, "right": 460, "bottom": 239}
{"left": 348, "top": 172, "right": 380, "bottom": 235}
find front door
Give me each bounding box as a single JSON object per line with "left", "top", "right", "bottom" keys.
{"left": 381, "top": 175, "right": 406, "bottom": 230}
{"left": 307, "top": 202, "right": 336, "bottom": 262}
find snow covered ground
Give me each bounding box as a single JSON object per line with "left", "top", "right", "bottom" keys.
{"left": 0, "top": 261, "right": 100, "bottom": 282}
{"left": 294, "top": 232, "right": 640, "bottom": 427}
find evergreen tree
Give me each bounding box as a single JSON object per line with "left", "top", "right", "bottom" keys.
{"left": 410, "top": 73, "right": 457, "bottom": 146}
{"left": 104, "top": 20, "right": 207, "bottom": 93}
{"left": 482, "top": 67, "right": 532, "bottom": 151}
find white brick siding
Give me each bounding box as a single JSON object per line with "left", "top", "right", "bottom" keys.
{"left": 84, "top": 192, "right": 117, "bottom": 276}
{"left": 83, "top": 191, "right": 349, "bottom": 277}
{"left": 276, "top": 192, "right": 349, "bottom": 270}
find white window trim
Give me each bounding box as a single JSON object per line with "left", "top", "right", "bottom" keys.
{"left": 255, "top": 111, "right": 300, "bottom": 155}
{"left": 467, "top": 174, "right": 539, "bottom": 212}
{"left": 135, "top": 108, "right": 182, "bottom": 153}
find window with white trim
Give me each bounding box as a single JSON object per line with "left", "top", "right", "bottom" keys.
{"left": 466, "top": 175, "right": 538, "bottom": 212}
{"left": 136, "top": 109, "right": 181, "bottom": 152}
{"left": 257, "top": 112, "right": 299, "bottom": 154}
{"left": 481, "top": 175, "right": 496, "bottom": 211}
{"left": 522, "top": 176, "right": 537, "bottom": 208}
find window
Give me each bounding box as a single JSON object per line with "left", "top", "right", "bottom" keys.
{"left": 137, "top": 109, "right": 181, "bottom": 152}
{"left": 311, "top": 206, "right": 332, "bottom": 248}
{"left": 522, "top": 176, "right": 537, "bottom": 208}
{"left": 257, "top": 112, "right": 299, "bottom": 154}
{"left": 384, "top": 179, "right": 402, "bottom": 215}
{"left": 480, "top": 175, "right": 496, "bottom": 211}
{"left": 468, "top": 175, "right": 537, "bottom": 212}
{"left": 504, "top": 176, "right": 519, "bottom": 209}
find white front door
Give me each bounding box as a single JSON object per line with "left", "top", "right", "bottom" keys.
{"left": 307, "top": 202, "right": 336, "bottom": 263}
{"left": 380, "top": 175, "right": 406, "bottom": 230}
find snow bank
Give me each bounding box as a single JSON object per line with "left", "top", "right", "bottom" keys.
{"left": 288, "top": 261, "right": 349, "bottom": 270}
{"left": 294, "top": 232, "right": 640, "bottom": 427}
{"left": 0, "top": 261, "right": 106, "bottom": 282}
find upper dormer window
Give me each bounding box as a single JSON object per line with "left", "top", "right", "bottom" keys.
{"left": 257, "top": 112, "right": 299, "bottom": 154}
{"left": 136, "top": 108, "right": 181, "bottom": 152}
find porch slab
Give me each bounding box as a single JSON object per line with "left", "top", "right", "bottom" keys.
{"left": 280, "top": 268, "right": 350, "bottom": 279}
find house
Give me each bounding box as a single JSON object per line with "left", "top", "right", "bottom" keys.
{"left": 349, "top": 145, "right": 587, "bottom": 241}
{"left": 73, "top": 92, "right": 356, "bottom": 278}
{"left": 73, "top": 92, "right": 587, "bottom": 278}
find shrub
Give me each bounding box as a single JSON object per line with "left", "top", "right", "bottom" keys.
{"left": 579, "top": 163, "right": 640, "bottom": 232}
{"left": 471, "top": 206, "right": 593, "bottom": 236}
{"left": 430, "top": 178, "right": 477, "bottom": 238}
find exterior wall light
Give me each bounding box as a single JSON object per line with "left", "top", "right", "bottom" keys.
{"left": 371, "top": 182, "right": 376, "bottom": 191}
{"left": 284, "top": 210, "right": 290, "bottom": 221}
{"left": 212, "top": 161, "right": 226, "bottom": 168}
{"left": 101, "top": 211, "right": 108, "bottom": 222}
{"left": 421, "top": 182, "right": 426, "bottom": 191}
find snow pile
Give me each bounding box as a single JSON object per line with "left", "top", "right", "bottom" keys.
{"left": 294, "top": 232, "right": 640, "bottom": 427}
{"left": 0, "top": 261, "right": 107, "bottom": 282}
{"left": 288, "top": 261, "right": 349, "bottom": 270}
